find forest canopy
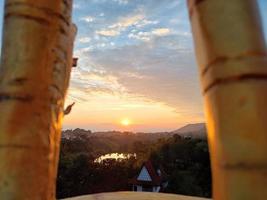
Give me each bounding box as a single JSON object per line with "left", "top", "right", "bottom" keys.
{"left": 57, "top": 128, "right": 211, "bottom": 199}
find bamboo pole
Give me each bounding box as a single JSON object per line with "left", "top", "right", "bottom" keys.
{"left": 0, "top": 0, "right": 75, "bottom": 199}
{"left": 187, "top": 0, "right": 267, "bottom": 199}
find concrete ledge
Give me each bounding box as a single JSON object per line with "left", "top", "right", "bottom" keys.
{"left": 63, "top": 191, "right": 210, "bottom": 200}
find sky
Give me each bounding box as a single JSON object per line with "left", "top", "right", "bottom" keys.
{"left": 0, "top": 0, "right": 266, "bottom": 132}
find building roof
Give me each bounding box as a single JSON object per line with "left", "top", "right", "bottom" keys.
{"left": 129, "top": 160, "right": 167, "bottom": 186}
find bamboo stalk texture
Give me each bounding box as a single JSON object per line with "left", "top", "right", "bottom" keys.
{"left": 188, "top": 0, "right": 267, "bottom": 199}
{"left": 0, "top": 0, "right": 75, "bottom": 199}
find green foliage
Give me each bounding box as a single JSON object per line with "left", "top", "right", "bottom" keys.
{"left": 149, "top": 136, "right": 211, "bottom": 197}
{"left": 57, "top": 130, "right": 211, "bottom": 199}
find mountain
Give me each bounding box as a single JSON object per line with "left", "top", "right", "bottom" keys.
{"left": 62, "top": 123, "right": 207, "bottom": 140}
{"left": 172, "top": 123, "right": 207, "bottom": 139}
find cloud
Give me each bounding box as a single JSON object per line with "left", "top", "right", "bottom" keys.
{"left": 73, "top": 3, "right": 81, "bottom": 9}
{"left": 95, "top": 14, "right": 145, "bottom": 37}
{"left": 96, "top": 30, "right": 120, "bottom": 37}
{"left": 68, "top": 0, "right": 204, "bottom": 122}
{"left": 68, "top": 68, "right": 127, "bottom": 102}
{"left": 73, "top": 33, "right": 203, "bottom": 119}
{"left": 91, "top": 0, "right": 129, "bottom": 5}
{"left": 78, "top": 37, "right": 92, "bottom": 43}
{"left": 80, "top": 16, "right": 95, "bottom": 23}
{"left": 112, "top": 0, "right": 128, "bottom": 5}
{"left": 128, "top": 28, "right": 172, "bottom": 41}
{"left": 135, "top": 19, "right": 159, "bottom": 28}
{"left": 110, "top": 14, "right": 144, "bottom": 28}
{"left": 128, "top": 32, "right": 150, "bottom": 41}
{"left": 152, "top": 28, "right": 171, "bottom": 36}
{"left": 94, "top": 13, "right": 170, "bottom": 40}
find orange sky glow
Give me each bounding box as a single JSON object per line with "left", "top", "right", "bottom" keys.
{"left": 63, "top": 91, "right": 204, "bottom": 132}
{"left": 60, "top": 0, "right": 266, "bottom": 132}
{"left": 61, "top": 0, "right": 207, "bottom": 132}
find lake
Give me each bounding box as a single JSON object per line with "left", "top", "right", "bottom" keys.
{"left": 94, "top": 153, "right": 136, "bottom": 163}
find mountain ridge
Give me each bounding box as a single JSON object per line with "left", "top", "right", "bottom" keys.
{"left": 172, "top": 123, "right": 206, "bottom": 138}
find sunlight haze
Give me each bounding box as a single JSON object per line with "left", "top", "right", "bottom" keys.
{"left": 0, "top": 0, "right": 266, "bottom": 132}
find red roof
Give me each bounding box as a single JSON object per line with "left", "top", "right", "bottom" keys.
{"left": 129, "top": 160, "right": 167, "bottom": 186}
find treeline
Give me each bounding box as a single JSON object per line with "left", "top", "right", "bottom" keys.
{"left": 56, "top": 130, "right": 211, "bottom": 199}
{"left": 149, "top": 135, "right": 211, "bottom": 197}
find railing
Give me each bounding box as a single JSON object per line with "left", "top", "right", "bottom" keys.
{"left": 63, "top": 192, "right": 210, "bottom": 200}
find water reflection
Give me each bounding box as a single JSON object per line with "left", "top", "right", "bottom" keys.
{"left": 94, "top": 153, "right": 136, "bottom": 163}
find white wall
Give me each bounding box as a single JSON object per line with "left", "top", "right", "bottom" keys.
{"left": 137, "top": 185, "right": 143, "bottom": 191}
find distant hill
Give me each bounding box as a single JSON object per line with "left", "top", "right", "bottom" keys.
{"left": 172, "top": 123, "right": 207, "bottom": 139}
{"left": 62, "top": 123, "right": 207, "bottom": 140}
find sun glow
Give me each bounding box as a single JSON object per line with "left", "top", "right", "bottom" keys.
{"left": 120, "top": 118, "right": 131, "bottom": 126}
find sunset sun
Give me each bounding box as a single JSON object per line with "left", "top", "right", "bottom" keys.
{"left": 120, "top": 118, "right": 131, "bottom": 126}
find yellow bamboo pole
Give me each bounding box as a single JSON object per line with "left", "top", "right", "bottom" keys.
{"left": 0, "top": 0, "right": 75, "bottom": 199}
{"left": 187, "top": 0, "right": 267, "bottom": 199}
